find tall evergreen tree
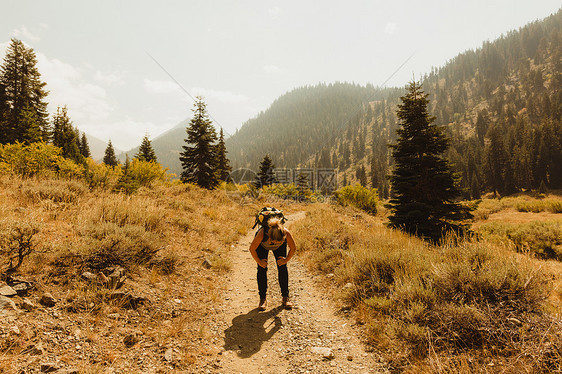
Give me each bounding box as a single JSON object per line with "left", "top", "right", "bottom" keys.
{"left": 387, "top": 82, "right": 470, "bottom": 242}
{"left": 135, "top": 134, "right": 157, "bottom": 162}
{"left": 0, "top": 38, "right": 49, "bottom": 144}
{"left": 79, "top": 132, "right": 91, "bottom": 158}
{"left": 0, "top": 82, "right": 9, "bottom": 143}
{"left": 356, "top": 165, "right": 367, "bottom": 186}
{"left": 215, "top": 128, "right": 232, "bottom": 181}
{"left": 103, "top": 140, "right": 119, "bottom": 167}
{"left": 18, "top": 103, "right": 42, "bottom": 144}
{"left": 484, "top": 125, "right": 510, "bottom": 195}
{"left": 51, "top": 106, "right": 81, "bottom": 162}
{"left": 179, "top": 97, "right": 219, "bottom": 189}
{"left": 255, "top": 154, "right": 276, "bottom": 188}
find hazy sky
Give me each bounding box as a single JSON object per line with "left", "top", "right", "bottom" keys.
{"left": 2, "top": 1, "right": 560, "bottom": 150}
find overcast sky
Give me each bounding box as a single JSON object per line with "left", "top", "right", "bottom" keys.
{"left": 2, "top": 1, "right": 560, "bottom": 150}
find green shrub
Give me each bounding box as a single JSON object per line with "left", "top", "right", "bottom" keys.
{"left": 547, "top": 199, "right": 562, "bottom": 213}
{"left": 0, "top": 142, "right": 81, "bottom": 177}
{"left": 83, "top": 158, "right": 121, "bottom": 189}
{"left": 79, "top": 222, "right": 165, "bottom": 270}
{"left": 516, "top": 200, "right": 545, "bottom": 213}
{"left": 334, "top": 184, "right": 378, "bottom": 214}
{"left": 114, "top": 159, "right": 171, "bottom": 194}
{"left": 478, "top": 221, "right": 562, "bottom": 260}
{"left": 292, "top": 205, "right": 561, "bottom": 369}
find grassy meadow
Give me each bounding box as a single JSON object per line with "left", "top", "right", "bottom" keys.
{"left": 0, "top": 171, "right": 259, "bottom": 373}
{"left": 292, "top": 193, "right": 562, "bottom": 373}
{"left": 1, "top": 141, "right": 561, "bottom": 372}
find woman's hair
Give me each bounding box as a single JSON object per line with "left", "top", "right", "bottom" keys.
{"left": 267, "top": 218, "right": 286, "bottom": 242}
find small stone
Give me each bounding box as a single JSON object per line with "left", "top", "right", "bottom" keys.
{"left": 347, "top": 355, "right": 353, "bottom": 361}
{"left": 40, "top": 362, "right": 59, "bottom": 372}
{"left": 25, "top": 341, "right": 44, "bottom": 355}
{"left": 39, "top": 293, "right": 56, "bottom": 307}
{"left": 12, "top": 282, "right": 31, "bottom": 296}
{"left": 0, "top": 285, "right": 17, "bottom": 297}
{"left": 0, "top": 295, "right": 19, "bottom": 314}
{"left": 326, "top": 273, "right": 335, "bottom": 278}
{"left": 310, "top": 347, "right": 335, "bottom": 360}
{"left": 80, "top": 272, "right": 96, "bottom": 282}
{"left": 164, "top": 348, "right": 173, "bottom": 362}
{"left": 107, "top": 267, "right": 126, "bottom": 289}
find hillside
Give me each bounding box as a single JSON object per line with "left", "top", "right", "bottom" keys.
{"left": 224, "top": 9, "right": 562, "bottom": 198}
{"left": 225, "top": 83, "right": 400, "bottom": 170}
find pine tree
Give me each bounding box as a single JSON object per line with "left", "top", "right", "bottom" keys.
{"left": 179, "top": 97, "right": 219, "bottom": 189}
{"left": 0, "top": 38, "right": 49, "bottom": 144}
{"left": 484, "top": 125, "right": 509, "bottom": 195}
{"left": 215, "top": 128, "right": 232, "bottom": 181}
{"left": 115, "top": 155, "right": 140, "bottom": 194}
{"left": 255, "top": 154, "right": 276, "bottom": 188}
{"left": 135, "top": 134, "right": 157, "bottom": 162}
{"left": 387, "top": 82, "right": 470, "bottom": 242}
{"left": 18, "top": 103, "right": 42, "bottom": 144}
{"left": 79, "top": 132, "right": 91, "bottom": 158}
{"left": 356, "top": 165, "right": 367, "bottom": 186}
{"left": 51, "top": 106, "right": 81, "bottom": 162}
{"left": 103, "top": 140, "right": 119, "bottom": 167}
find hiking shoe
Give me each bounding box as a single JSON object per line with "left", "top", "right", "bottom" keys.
{"left": 258, "top": 299, "right": 267, "bottom": 311}
{"left": 282, "top": 297, "right": 293, "bottom": 310}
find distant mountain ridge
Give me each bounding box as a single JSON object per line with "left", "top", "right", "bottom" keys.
{"left": 119, "top": 8, "right": 561, "bottom": 194}
{"left": 226, "top": 8, "right": 562, "bottom": 197}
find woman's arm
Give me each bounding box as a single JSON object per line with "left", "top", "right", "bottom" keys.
{"left": 277, "top": 229, "right": 296, "bottom": 266}
{"left": 249, "top": 229, "right": 268, "bottom": 268}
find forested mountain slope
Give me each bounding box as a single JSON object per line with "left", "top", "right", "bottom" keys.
{"left": 225, "top": 83, "right": 400, "bottom": 170}
{"left": 226, "top": 9, "right": 562, "bottom": 199}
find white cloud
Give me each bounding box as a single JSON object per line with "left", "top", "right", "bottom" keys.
{"left": 0, "top": 42, "right": 9, "bottom": 58}
{"left": 94, "top": 70, "right": 125, "bottom": 85}
{"left": 269, "top": 6, "right": 282, "bottom": 19}
{"left": 144, "top": 79, "right": 248, "bottom": 104}
{"left": 263, "top": 65, "right": 282, "bottom": 74}
{"left": 143, "top": 78, "right": 183, "bottom": 95}
{"left": 36, "top": 53, "right": 113, "bottom": 126}
{"left": 192, "top": 87, "right": 248, "bottom": 104}
{"left": 384, "top": 22, "right": 397, "bottom": 35}
{"left": 10, "top": 26, "right": 41, "bottom": 42}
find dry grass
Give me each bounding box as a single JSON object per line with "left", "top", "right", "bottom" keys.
{"left": 0, "top": 174, "right": 257, "bottom": 372}
{"left": 292, "top": 203, "right": 562, "bottom": 373}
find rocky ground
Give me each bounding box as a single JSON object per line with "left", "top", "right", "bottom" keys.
{"left": 0, "top": 212, "right": 387, "bottom": 373}
{"left": 203, "top": 213, "right": 388, "bottom": 374}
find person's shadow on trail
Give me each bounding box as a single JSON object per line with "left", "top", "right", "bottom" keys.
{"left": 224, "top": 306, "right": 283, "bottom": 358}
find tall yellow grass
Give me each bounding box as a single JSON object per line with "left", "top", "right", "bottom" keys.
{"left": 293, "top": 203, "right": 562, "bottom": 372}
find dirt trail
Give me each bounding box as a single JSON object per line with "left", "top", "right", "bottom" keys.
{"left": 211, "top": 212, "right": 386, "bottom": 374}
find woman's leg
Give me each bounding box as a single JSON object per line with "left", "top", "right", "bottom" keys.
{"left": 256, "top": 245, "right": 268, "bottom": 300}
{"left": 273, "top": 243, "right": 289, "bottom": 298}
